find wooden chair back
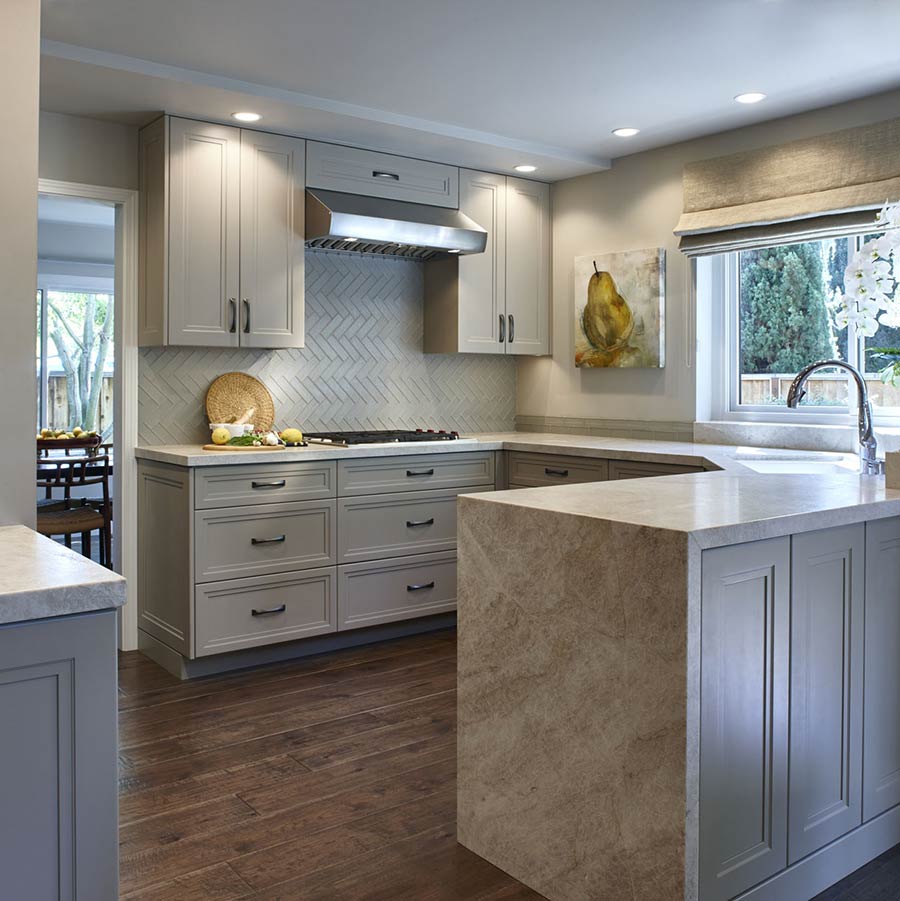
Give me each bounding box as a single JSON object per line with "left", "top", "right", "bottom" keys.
{"left": 37, "top": 455, "right": 111, "bottom": 510}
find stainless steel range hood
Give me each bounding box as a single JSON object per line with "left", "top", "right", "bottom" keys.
{"left": 305, "top": 189, "right": 487, "bottom": 261}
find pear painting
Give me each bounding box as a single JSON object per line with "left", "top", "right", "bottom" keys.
{"left": 574, "top": 249, "right": 665, "bottom": 368}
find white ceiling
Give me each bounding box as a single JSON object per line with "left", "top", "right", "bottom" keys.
{"left": 38, "top": 195, "right": 114, "bottom": 264}
{"left": 40, "top": 0, "right": 900, "bottom": 181}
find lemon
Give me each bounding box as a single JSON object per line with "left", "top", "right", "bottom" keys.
{"left": 211, "top": 427, "right": 231, "bottom": 446}
{"left": 280, "top": 427, "right": 303, "bottom": 444}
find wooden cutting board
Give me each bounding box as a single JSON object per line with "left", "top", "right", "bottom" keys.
{"left": 201, "top": 444, "right": 287, "bottom": 452}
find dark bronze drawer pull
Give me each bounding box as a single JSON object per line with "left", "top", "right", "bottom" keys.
{"left": 251, "top": 604, "right": 286, "bottom": 616}
{"left": 372, "top": 170, "right": 400, "bottom": 180}
{"left": 251, "top": 535, "right": 286, "bottom": 545}
{"left": 406, "top": 469, "right": 434, "bottom": 477}
{"left": 545, "top": 468, "right": 569, "bottom": 477}
{"left": 251, "top": 480, "right": 287, "bottom": 489}
{"left": 407, "top": 581, "right": 435, "bottom": 592}
{"left": 406, "top": 518, "right": 435, "bottom": 527}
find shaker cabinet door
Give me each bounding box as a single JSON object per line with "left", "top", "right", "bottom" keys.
{"left": 239, "top": 130, "right": 306, "bottom": 349}
{"left": 457, "top": 168, "right": 506, "bottom": 353}
{"left": 864, "top": 516, "right": 900, "bottom": 821}
{"left": 167, "top": 118, "right": 241, "bottom": 347}
{"left": 789, "top": 524, "right": 864, "bottom": 862}
{"left": 505, "top": 176, "right": 550, "bottom": 355}
{"left": 699, "top": 537, "right": 790, "bottom": 901}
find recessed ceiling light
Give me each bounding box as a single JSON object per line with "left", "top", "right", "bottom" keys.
{"left": 734, "top": 92, "right": 767, "bottom": 104}
{"left": 231, "top": 111, "right": 261, "bottom": 122}
{"left": 612, "top": 127, "right": 640, "bottom": 138}
{"left": 514, "top": 165, "right": 537, "bottom": 173}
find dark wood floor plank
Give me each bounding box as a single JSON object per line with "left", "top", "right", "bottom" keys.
{"left": 120, "top": 756, "right": 456, "bottom": 895}
{"left": 119, "top": 653, "right": 456, "bottom": 749}
{"left": 122, "top": 862, "right": 253, "bottom": 900}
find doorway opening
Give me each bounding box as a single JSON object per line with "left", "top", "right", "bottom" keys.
{"left": 37, "top": 180, "right": 139, "bottom": 650}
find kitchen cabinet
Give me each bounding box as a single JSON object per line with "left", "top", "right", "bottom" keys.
{"left": 607, "top": 459, "right": 705, "bottom": 480}
{"left": 788, "top": 524, "right": 864, "bottom": 861}
{"left": 423, "top": 169, "right": 550, "bottom": 356}
{"left": 306, "top": 141, "right": 458, "bottom": 208}
{"left": 699, "top": 537, "right": 790, "bottom": 901}
{"left": 506, "top": 451, "right": 608, "bottom": 488}
{"left": 139, "top": 116, "right": 305, "bottom": 349}
{"left": 0, "top": 610, "right": 119, "bottom": 900}
{"left": 138, "top": 451, "right": 494, "bottom": 677}
{"left": 864, "top": 516, "right": 900, "bottom": 820}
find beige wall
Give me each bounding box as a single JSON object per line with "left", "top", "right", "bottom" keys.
{"left": 0, "top": 0, "right": 40, "bottom": 526}
{"left": 39, "top": 111, "right": 138, "bottom": 190}
{"left": 517, "top": 88, "right": 900, "bottom": 425}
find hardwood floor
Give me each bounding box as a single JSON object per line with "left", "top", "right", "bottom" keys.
{"left": 119, "top": 630, "right": 900, "bottom": 901}
{"left": 117, "top": 629, "right": 541, "bottom": 900}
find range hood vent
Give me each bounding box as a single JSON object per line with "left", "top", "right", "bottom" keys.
{"left": 305, "top": 189, "right": 487, "bottom": 261}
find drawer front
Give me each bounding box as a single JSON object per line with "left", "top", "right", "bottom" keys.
{"left": 507, "top": 451, "right": 608, "bottom": 488}
{"left": 607, "top": 459, "right": 704, "bottom": 480}
{"left": 338, "top": 487, "right": 468, "bottom": 564}
{"left": 338, "top": 452, "right": 494, "bottom": 496}
{"left": 338, "top": 551, "right": 457, "bottom": 630}
{"left": 195, "top": 567, "right": 336, "bottom": 657}
{"left": 195, "top": 500, "right": 335, "bottom": 583}
{"left": 195, "top": 462, "right": 336, "bottom": 509}
{"left": 307, "top": 141, "right": 459, "bottom": 208}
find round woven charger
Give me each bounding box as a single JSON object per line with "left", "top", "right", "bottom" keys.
{"left": 205, "top": 372, "right": 275, "bottom": 431}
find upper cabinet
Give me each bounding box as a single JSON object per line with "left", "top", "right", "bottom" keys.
{"left": 423, "top": 169, "right": 550, "bottom": 356}
{"left": 306, "top": 142, "right": 458, "bottom": 208}
{"left": 139, "top": 116, "right": 305, "bottom": 349}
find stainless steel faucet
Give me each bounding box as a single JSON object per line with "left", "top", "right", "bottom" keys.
{"left": 786, "top": 360, "right": 884, "bottom": 475}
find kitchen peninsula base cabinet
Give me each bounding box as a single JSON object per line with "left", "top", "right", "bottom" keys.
{"left": 457, "top": 490, "right": 900, "bottom": 901}
{"left": 137, "top": 451, "right": 493, "bottom": 678}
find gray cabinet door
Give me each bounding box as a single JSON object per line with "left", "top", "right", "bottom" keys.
{"left": 0, "top": 610, "right": 118, "bottom": 901}
{"left": 337, "top": 452, "right": 494, "bottom": 496}
{"left": 607, "top": 459, "right": 704, "bottom": 480}
{"left": 789, "top": 525, "right": 864, "bottom": 861}
{"left": 194, "top": 461, "right": 336, "bottom": 509}
{"left": 504, "top": 176, "right": 550, "bottom": 355}
{"left": 239, "top": 130, "right": 306, "bottom": 349}
{"left": 168, "top": 117, "right": 241, "bottom": 347}
{"left": 506, "top": 451, "right": 608, "bottom": 488}
{"left": 864, "top": 516, "right": 900, "bottom": 820}
{"left": 700, "top": 537, "right": 790, "bottom": 901}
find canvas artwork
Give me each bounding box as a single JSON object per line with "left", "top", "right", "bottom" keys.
{"left": 574, "top": 248, "right": 665, "bottom": 368}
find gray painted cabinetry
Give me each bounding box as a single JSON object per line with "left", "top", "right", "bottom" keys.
{"left": 138, "top": 451, "right": 494, "bottom": 673}
{"left": 0, "top": 610, "right": 119, "bottom": 901}
{"left": 700, "top": 521, "right": 899, "bottom": 901}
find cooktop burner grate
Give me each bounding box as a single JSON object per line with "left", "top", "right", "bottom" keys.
{"left": 303, "top": 429, "right": 460, "bottom": 445}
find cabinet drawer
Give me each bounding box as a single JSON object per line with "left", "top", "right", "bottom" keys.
{"left": 195, "top": 500, "right": 335, "bottom": 583}
{"left": 507, "top": 451, "right": 608, "bottom": 488}
{"left": 338, "top": 551, "right": 457, "bottom": 630}
{"left": 195, "top": 462, "right": 336, "bottom": 509}
{"left": 338, "top": 452, "right": 494, "bottom": 496}
{"left": 338, "top": 487, "right": 468, "bottom": 564}
{"left": 195, "top": 567, "right": 336, "bottom": 657}
{"left": 607, "top": 459, "right": 704, "bottom": 480}
{"left": 307, "top": 141, "right": 458, "bottom": 208}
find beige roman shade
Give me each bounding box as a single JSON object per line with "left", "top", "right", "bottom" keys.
{"left": 675, "top": 117, "right": 900, "bottom": 255}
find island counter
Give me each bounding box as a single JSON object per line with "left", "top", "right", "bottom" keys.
{"left": 457, "top": 471, "right": 900, "bottom": 901}
{"left": 0, "top": 526, "right": 125, "bottom": 901}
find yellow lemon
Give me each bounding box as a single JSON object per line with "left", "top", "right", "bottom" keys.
{"left": 211, "top": 427, "right": 231, "bottom": 446}
{"left": 280, "top": 427, "right": 304, "bottom": 444}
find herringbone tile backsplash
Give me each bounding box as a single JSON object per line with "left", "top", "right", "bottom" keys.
{"left": 139, "top": 251, "right": 517, "bottom": 444}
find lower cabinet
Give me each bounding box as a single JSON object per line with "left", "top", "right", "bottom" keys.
{"left": 864, "top": 516, "right": 900, "bottom": 820}
{"left": 700, "top": 521, "right": 889, "bottom": 901}
{"left": 789, "top": 524, "right": 863, "bottom": 861}
{"left": 700, "top": 537, "right": 790, "bottom": 901}
{"left": 0, "top": 610, "right": 119, "bottom": 901}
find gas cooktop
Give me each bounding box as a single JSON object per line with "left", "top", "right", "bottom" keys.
{"left": 303, "top": 429, "right": 466, "bottom": 446}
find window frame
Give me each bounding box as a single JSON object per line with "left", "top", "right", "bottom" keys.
{"left": 705, "top": 234, "right": 900, "bottom": 426}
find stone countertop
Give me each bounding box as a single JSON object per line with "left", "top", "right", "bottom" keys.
{"left": 134, "top": 431, "right": 780, "bottom": 470}
{"left": 0, "top": 526, "right": 126, "bottom": 626}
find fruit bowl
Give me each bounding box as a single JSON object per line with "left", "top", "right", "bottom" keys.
{"left": 37, "top": 434, "right": 103, "bottom": 456}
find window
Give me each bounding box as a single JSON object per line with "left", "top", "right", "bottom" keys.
{"left": 706, "top": 231, "right": 896, "bottom": 422}
{"left": 36, "top": 288, "right": 115, "bottom": 437}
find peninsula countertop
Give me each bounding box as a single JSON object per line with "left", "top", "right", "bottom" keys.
{"left": 0, "top": 525, "right": 126, "bottom": 625}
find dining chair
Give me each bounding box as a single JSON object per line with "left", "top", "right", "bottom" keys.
{"left": 36, "top": 455, "right": 113, "bottom": 567}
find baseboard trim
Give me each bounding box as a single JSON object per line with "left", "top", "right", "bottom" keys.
{"left": 734, "top": 804, "right": 900, "bottom": 901}
{"left": 138, "top": 613, "right": 457, "bottom": 680}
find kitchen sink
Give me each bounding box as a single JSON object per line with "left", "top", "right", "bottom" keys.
{"left": 734, "top": 451, "right": 862, "bottom": 475}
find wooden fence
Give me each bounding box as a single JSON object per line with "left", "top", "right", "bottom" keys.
{"left": 45, "top": 375, "right": 114, "bottom": 433}
{"left": 741, "top": 373, "right": 900, "bottom": 408}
